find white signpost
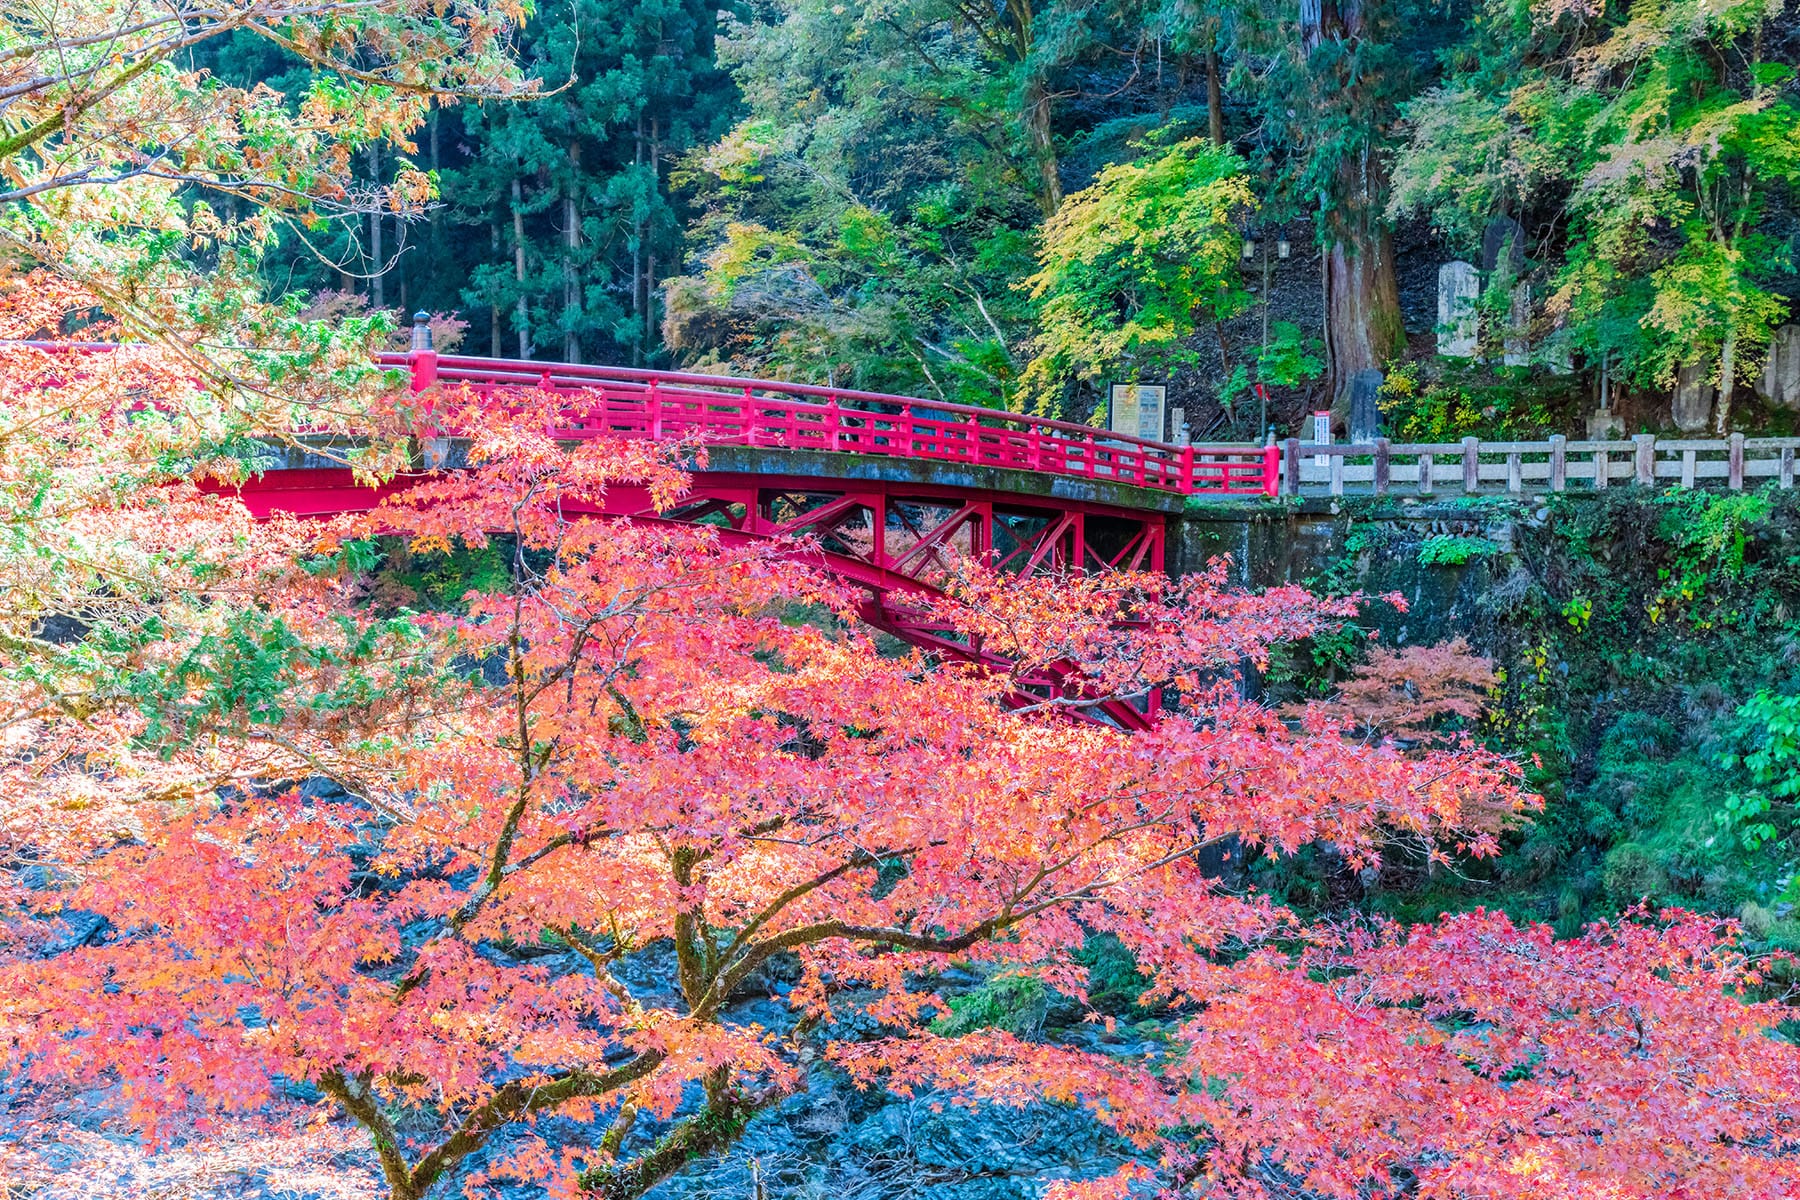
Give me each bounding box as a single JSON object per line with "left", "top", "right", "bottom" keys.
{"left": 1313, "top": 410, "right": 1331, "bottom": 467}
{"left": 1109, "top": 383, "right": 1167, "bottom": 442}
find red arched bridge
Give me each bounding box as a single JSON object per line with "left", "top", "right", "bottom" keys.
{"left": 51, "top": 330, "right": 1277, "bottom": 727}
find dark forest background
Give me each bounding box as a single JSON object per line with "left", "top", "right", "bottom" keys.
{"left": 201, "top": 0, "right": 1800, "bottom": 438}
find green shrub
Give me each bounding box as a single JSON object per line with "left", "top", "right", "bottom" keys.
{"left": 1601, "top": 842, "right": 1666, "bottom": 905}
{"left": 1378, "top": 359, "right": 1586, "bottom": 442}
{"left": 932, "top": 972, "right": 1055, "bottom": 1039}
{"left": 1417, "top": 534, "right": 1500, "bottom": 566}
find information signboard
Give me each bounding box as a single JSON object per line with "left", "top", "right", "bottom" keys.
{"left": 1109, "top": 383, "right": 1167, "bottom": 442}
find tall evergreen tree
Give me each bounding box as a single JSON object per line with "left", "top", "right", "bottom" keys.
{"left": 448, "top": 0, "right": 736, "bottom": 364}
{"left": 1222, "top": 0, "right": 1453, "bottom": 402}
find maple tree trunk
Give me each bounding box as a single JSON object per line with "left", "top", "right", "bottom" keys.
{"left": 578, "top": 1092, "right": 764, "bottom": 1200}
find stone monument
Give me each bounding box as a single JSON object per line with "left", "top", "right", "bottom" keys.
{"left": 1671, "top": 363, "right": 1715, "bottom": 432}
{"left": 1481, "top": 216, "right": 1532, "bottom": 366}
{"left": 1437, "top": 261, "right": 1479, "bottom": 357}
{"left": 1758, "top": 325, "right": 1800, "bottom": 410}
{"left": 1481, "top": 215, "right": 1526, "bottom": 278}
{"left": 1348, "top": 368, "right": 1384, "bottom": 444}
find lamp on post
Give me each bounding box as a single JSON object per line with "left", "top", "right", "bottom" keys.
{"left": 1243, "top": 227, "right": 1290, "bottom": 438}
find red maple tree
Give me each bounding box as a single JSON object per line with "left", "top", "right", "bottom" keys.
{"left": 4, "top": 321, "right": 1793, "bottom": 1200}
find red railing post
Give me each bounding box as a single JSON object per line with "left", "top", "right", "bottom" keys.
{"left": 1262, "top": 443, "right": 1280, "bottom": 496}
{"left": 648, "top": 376, "right": 662, "bottom": 440}
{"left": 828, "top": 397, "right": 842, "bottom": 452}
{"left": 1180, "top": 444, "right": 1195, "bottom": 494}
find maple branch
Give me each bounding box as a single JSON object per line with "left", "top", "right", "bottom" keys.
{"left": 318, "top": 1070, "right": 415, "bottom": 1198}
{"left": 713, "top": 847, "right": 894, "bottom": 977}
{"left": 402, "top": 1053, "right": 668, "bottom": 1199}
{"left": 551, "top": 921, "right": 638, "bottom": 1009}
{"left": 577, "top": 1085, "right": 779, "bottom": 1200}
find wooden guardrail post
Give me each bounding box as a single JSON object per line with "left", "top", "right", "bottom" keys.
{"left": 1506, "top": 451, "right": 1523, "bottom": 494}
{"left": 1634, "top": 434, "right": 1655, "bottom": 486}
{"left": 1729, "top": 433, "right": 1745, "bottom": 490}
{"left": 1373, "top": 438, "right": 1391, "bottom": 495}
{"left": 1462, "top": 437, "right": 1479, "bottom": 493}
{"left": 1283, "top": 438, "right": 1300, "bottom": 497}
{"left": 1548, "top": 435, "right": 1566, "bottom": 492}
{"left": 1783, "top": 447, "right": 1796, "bottom": 490}
{"left": 1417, "top": 452, "right": 1434, "bottom": 496}
{"left": 1681, "top": 448, "right": 1697, "bottom": 488}
{"left": 1330, "top": 453, "right": 1344, "bottom": 496}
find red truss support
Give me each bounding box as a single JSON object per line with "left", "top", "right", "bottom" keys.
{"left": 221, "top": 468, "right": 1168, "bottom": 731}
{"left": 611, "top": 474, "right": 1166, "bottom": 730}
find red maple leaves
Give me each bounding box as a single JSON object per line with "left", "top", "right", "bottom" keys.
{"left": 3, "top": 310, "right": 1792, "bottom": 1199}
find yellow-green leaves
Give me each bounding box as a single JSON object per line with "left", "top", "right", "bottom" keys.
{"left": 1019, "top": 140, "right": 1253, "bottom": 414}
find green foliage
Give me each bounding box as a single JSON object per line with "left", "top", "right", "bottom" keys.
{"left": 1377, "top": 359, "right": 1587, "bottom": 442}
{"left": 932, "top": 972, "right": 1058, "bottom": 1039}
{"left": 1717, "top": 691, "right": 1800, "bottom": 852}
{"left": 129, "top": 609, "right": 437, "bottom": 750}
{"left": 1263, "top": 620, "right": 1372, "bottom": 699}
{"left": 370, "top": 539, "right": 515, "bottom": 612}
{"left": 1391, "top": 0, "right": 1798, "bottom": 403}
{"left": 1278, "top": 489, "right": 1800, "bottom": 937}
{"left": 1648, "top": 490, "right": 1774, "bottom": 627}
{"left": 201, "top": 0, "right": 737, "bottom": 366}
{"left": 1019, "top": 139, "right": 1255, "bottom": 413}
{"left": 1221, "top": 321, "right": 1327, "bottom": 410}
{"left": 1077, "top": 933, "right": 1151, "bottom": 1016}
{"left": 1416, "top": 535, "right": 1500, "bottom": 566}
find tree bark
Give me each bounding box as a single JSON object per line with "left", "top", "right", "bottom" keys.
{"left": 368, "top": 144, "right": 384, "bottom": 310}
{"left": 1022, "top": 78, "right": 1062, "bottom": 216}
{"left": 490, "top": 221, "right": 503, "bottom": 357}
{"left": 632, "top": 113, "right": 645, "bottom": 366}
{"left": 564, "top": 141, "right": 581, "bottom": 364}
{"left": 1322, "top": 227, "right": 1404, "bottom": 402}
{"left": 1716, "top": 324, "right": 1738, "bottom": 434}
{"left": 1298, "top": 0, "right": 1406, "bottom": 403}
{"left": 647, "top": 116, "right": 661, "bottom": 356}
{"left": 1205, "top": 45, "right": 1224, "bottom": 146}
{"left": 511, "top": 175, "right": 530, "bottom": 360}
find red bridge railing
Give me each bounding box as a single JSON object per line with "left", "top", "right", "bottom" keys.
{"left": 381, "top": 349, "right": 1277, "bottom": 497}
{"left": 5, "top": 336, "right": 1273, "bottom": 496}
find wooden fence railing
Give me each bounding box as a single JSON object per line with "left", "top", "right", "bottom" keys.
{"left": 1276, "top": 434, "right": 1800, "bottom": 497}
